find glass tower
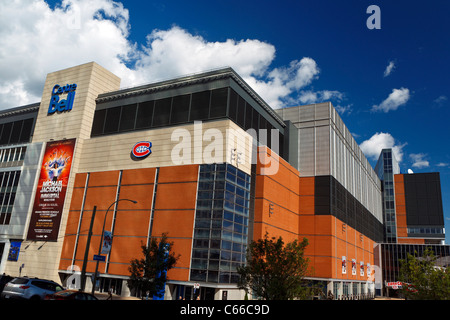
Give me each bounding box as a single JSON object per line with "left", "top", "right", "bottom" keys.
{"left": 375, "top": 149, "right": 400, "bottom": 243}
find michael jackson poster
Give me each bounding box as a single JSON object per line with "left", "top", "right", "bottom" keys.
{"left": 27, "top": 138, "right": 76, "bottom": 241}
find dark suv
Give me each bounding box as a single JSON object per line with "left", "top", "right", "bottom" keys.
{"left": 0, "top": 277, "right": 64, "bottom": 300}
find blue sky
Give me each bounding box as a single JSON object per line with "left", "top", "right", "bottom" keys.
{"left": 0, "top": 0, "right": 449, "bottom": 243}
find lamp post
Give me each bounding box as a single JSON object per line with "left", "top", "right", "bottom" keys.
{"left": 91, "top": 199, "right": 137, "bottom": 295}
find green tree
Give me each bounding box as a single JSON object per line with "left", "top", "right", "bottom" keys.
{"left": 399, "top": 247, "right": 450, "bottom": 300}
{"left": 237, "top": 234, "right": 311, "bottom": 300}
{"left": 128, "top": 233, "right": 179, "bottom": 299}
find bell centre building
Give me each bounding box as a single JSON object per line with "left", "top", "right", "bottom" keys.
{"left": 0, "top": 62, "right": 446, "bottom": 300}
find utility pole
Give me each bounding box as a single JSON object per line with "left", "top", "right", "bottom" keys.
{"left": 80, "top": 206, "right": 96, "bottom": 292}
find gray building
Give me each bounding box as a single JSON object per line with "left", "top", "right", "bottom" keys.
{"left": 0, "top": 104, "right": 43, "bottom": 271}
{"left": 277, "top": 102, "right": 383, "bottom": 240}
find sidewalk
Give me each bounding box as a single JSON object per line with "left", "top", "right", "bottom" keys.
{"left": 94, "top": 292, "right": 141, "bottom": 300}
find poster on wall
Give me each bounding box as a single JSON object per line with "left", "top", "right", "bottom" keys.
{"left": 352, "top": 259, "right": 357, "bottom": 275}
{"left": 360, "top": 261, "right": 365, "bottom": 276}
{"left": 27, "top": 138, "right": 76, "bottom": 241}
{"left": 101, "top": 231, "right": 113, "bottom": 254}
{"left": 342, "top": 256, "right": 347, "bottom": 274}
{"left": 7, "top": 241, "right": 22, "bottom": 261}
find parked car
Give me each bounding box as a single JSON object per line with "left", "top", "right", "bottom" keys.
{"left": 45, "top": 289, "right": 98, "bottom": 300}
{"left": 0, "top": 277, "right": 64, "bottom": 300}
{"left": 0, "top": 274, "right": 13, "bottom": 294}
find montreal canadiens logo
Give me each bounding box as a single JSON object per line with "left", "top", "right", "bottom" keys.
{"left": 132, "top": 141, "right": 152, "bottom": 158}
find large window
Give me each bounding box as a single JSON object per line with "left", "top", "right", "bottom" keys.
{"left": 92, "top": 88, "right": 229, "bottom": 137}
{"left": 0, "top": 170, "right": 20, "bottom": 225}
{"left": 0, "top": 118, "right": 34, "bottom": 146}
{"left": 0, "top": 147, "right": 26, "bottom": 167}
{"left": 190, "top": 163, "right": 251, "bottom": 284}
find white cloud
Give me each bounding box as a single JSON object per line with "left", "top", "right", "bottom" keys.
{"left": 360, "top": 132, "right": 406, "bottom": 162}
{"left": 0, "top": 0, "right": 134, "bottom": 109}
{"left": 0, "top": 0, "right": 337, "bottom": 110}
{"left": 383, "top": 61, "right": 395, "bottom": 77}
{"left": 410, "top": 153, "right": 430, "bottom": 169}
{"left": 335, "top": 104, "right": 353, "bottom": 115}
{"left": 371, "top": 88, "right": 410, "bottom": 112}
{"left": 434, "top": 95, "right": 448, "bottom": 105}
{"left": 437, "top": 162, "right": 449, "bottom": 167}
{"left": 295, "top": 89, "right": 344, "bottom": 107}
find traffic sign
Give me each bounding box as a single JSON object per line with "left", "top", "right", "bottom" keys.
{"left": 93, "top": 254, "right": 106, "bottom": 262}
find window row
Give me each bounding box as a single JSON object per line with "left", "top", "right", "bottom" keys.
{"left": 408, "top": 227, "right": 445, "bottom": 235}
{"left": 0, "top": 171, "right": 20, "bottom": 225}
{"left": 0, "top": 146, "right": 26, "bottom": 163}
{"left": 0, "top": 118, "right": 34, "bottom": 146}
{"left": 92, "top": 88, "right": 228, "bottom": 136}
{"left": 190, "top": 269, "right": 240, "bottom": 284}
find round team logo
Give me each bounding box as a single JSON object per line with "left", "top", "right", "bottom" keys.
{"left": 132, "top": 141, "right": 152, "bottom": 158}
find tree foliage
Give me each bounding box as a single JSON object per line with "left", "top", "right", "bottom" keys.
{"left": 128, "top": 233, "right": 179, "bottom": 298}
{"left": 237, "top": 234, "right": 312, "bottom": 300}
{"left": 399, "top": 247, "right": 450, "bottom": 300}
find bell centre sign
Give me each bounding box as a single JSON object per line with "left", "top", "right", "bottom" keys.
{"left": 48, "top": 83, "right": 77, "bottom": 115}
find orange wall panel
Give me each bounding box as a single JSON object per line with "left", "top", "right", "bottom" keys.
{"left": 167, "top": 267, "right": 190, "bottom": 282}
{"left": 169, "top": 238, "right": 194, "bottom": 274}
{"left": 254, "top": 146, "right": 301, "bottom": 244}
{"left": 59, "top": 259, "right": 73, "bottom": 272}
{"left": 109, "top": 236, "right": 145, "bottom": 265}
{"left": 152, "top": 210, "right": 195, "bottom": 238}
{"left": 315, "top": 215, "right": 333, "bottom": 235}
{"left": 121, "top": 168, "right": 156, "bottom": 185}
{"left": 299, "top": 177, "right": 315, "bottom": 196}
{"left": 158, "top": 165, "right": 198, "bottom": 183}
{"left": 73, "top": 233, "right": 101, "bottom": 263}
{"left": 314, "top": 234, "right": 332, "bottom": 258}
{"left": 65, "top": 210, "right": 81, "bottom": 235}
{"left": 73, "top": 172, "right": 88, "bottom": 188}
{"left": 69, "top": 187, "right": 86, "bottom": 211}
{"left": 107, "top": 263, "right": 131, "bottom": 276}
{"left": 398, "top": 238, "right": 425, "bottom": 244}
{"left": 299, "top": 196, "right": 314, "bottom": 215}
{"left": 118, "top": 184, "right": 154, "bottom": 210}
{"left": 113, "top": 210, "right": 151, "bottom": 237}
{"left": 59, "top": 233, "right": 77, "bottom": 261}
{"left": 83, "top": 186, "right": 118, "bottom": 211}
{"left": 88, "top": 170, "right": 120, "bottom": 187}
{"left": 154, "top": 182, "right": 197, "bottom": 210}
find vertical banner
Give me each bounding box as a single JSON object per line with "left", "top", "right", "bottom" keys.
{"left": 27, "top": 138, "right": 76, "bottom": 241}
{"left": 7, "top": 241, "right": 22, "bottom": 261}
{"left": 342, "top": 256, "right": 347, "bottom": 274}
{"left": 101, "top": 231, "right": 113, "bottom": 254}
{"left": 352, "top": 259, "right": 357, "bottom": 275}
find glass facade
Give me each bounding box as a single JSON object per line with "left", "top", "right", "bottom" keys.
{"left": 375, "top": 149, "right": 400, "bottom": 243}
{"left": 377, "top": 243, "right": 450, "bottom": 285}
{"left": 0, "top": 118, "right": 34, "bottom": 146}
{"left": 0, "top": 170, "right": 21, "bottom": 225}
{"left": 0, "top": 146, "right": 26, "bottom": 167}
{"left": 190, "top": 163, "right": 251, "bottom": 284}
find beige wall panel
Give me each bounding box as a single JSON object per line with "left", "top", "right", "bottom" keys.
{"left": 77, "top": 120, "right": 254, "bottom": 176}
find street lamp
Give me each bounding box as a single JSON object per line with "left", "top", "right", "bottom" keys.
{"left": 91, "top": 198, "right": 137, "bottom": 295}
